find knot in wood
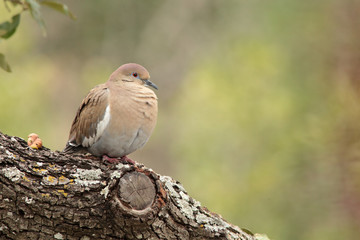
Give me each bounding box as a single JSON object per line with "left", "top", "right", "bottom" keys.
{"left": 118, "top": 172, "right": 155, "bottom": 211}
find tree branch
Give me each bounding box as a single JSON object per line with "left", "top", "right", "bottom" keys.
{"left": 0, "top": 131, "right": 258, "bottom": 239}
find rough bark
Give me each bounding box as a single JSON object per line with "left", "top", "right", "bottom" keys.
{"left": 0, "top": 132, "right": 257, "bottom": 240}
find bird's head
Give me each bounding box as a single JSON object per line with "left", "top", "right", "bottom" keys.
{"left": 110, "top": 63, "right": 158, "bottom": 90}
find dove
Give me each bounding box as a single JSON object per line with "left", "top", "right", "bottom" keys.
{"left": 64, "top": 63, "right": 158, "bottom": 163}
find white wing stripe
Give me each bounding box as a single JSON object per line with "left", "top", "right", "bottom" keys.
{"left": 82, "top": 105, "right": 111, "bottom": 147}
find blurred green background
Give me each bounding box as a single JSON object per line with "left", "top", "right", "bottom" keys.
{"left": 1, "top": 0, "right": 360, "bottom": 239}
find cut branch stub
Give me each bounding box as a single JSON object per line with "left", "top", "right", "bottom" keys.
{"left": 108, "top": 166, "right": 167, "bottom": 223}
{"left": 118, "top": 171, "right": 156, "bottom": 211}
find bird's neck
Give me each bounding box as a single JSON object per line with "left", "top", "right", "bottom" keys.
{"left": 108, "top": 80, "right": 157, "bottom": 99}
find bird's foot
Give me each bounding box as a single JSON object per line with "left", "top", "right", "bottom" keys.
{"left": 102, "top": 155, "right": 119, "bottom": 163}
{"left": 120, "top": 155, "right": 136, "bottom": 165}
{"left": 102, "top": 155, "right": 135, "bottom": 165}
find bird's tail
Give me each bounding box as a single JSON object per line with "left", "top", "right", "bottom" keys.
{"left": 63, "top": 142, "right": 89, "bottom": 154}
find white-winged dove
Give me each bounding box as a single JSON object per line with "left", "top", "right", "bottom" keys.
{"left": 63, "top": 63, "right": 158, "bottom": 163}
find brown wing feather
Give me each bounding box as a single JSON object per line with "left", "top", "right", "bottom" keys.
{"left": 63, "top": 84, "right": 109, "bottom": 153}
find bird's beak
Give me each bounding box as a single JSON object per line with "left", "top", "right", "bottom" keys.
{"left": 144, "top": 79, "right": 158, "bottom": 90}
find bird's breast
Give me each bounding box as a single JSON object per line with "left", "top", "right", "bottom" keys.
{"left": 88, "top": 89, "right": 158, "bottom": 157}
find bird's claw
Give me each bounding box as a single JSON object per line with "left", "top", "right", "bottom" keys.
{"left": 102, "top": 155, "right": 135, "bottom": 165}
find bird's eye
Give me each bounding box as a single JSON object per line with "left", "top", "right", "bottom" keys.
{"left": 132, "top": 72, "right": 138, "bottom": 78}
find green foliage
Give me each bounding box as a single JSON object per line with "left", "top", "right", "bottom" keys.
{"left": 26, "top": 0, "right": 46, "bottom": 35}
{"left": 0, "top": 0, "right": 75, "bottom": 72}
{"left": 40, "top": 1, "right": 76, "bottom": 20}
{"left": 0, "top": 53, "right": 11, "bottom": 72}
{"left": 0, "top": 14, "right": 20, "bottom": 39}
{"left": 0, "top": 13, "right": 20, "bottom": 72}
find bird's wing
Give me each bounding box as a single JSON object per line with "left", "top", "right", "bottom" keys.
{"left": 64, "top": 84, "right": 110, "bottom": 153}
